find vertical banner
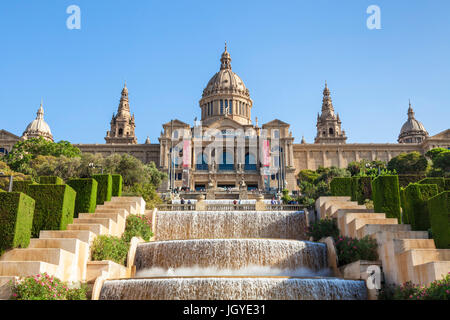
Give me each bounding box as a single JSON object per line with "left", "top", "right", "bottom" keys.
{"left": 183, "top": 140, "right": 191, "bottom": 168}
{"left": 263, "top": 139, "right": 270, "bottom": 167}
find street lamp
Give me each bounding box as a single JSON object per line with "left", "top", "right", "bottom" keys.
{"left": 0, "top": 172, "right": 13, "bottom": 192}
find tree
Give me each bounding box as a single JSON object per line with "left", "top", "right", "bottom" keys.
{"left": 6, "top": 137, "right": 81, "bottom": 175}
{"left": 425, "top": 148, "right": 450, "bottom": 177}
{"left": 347, "top": 160, "right": 386, "bottom": 176}
{"left": 387, "top": 152, "right": 428, "bottom": 174}
{"left": 0, "top": 161, "right": 31, "bottom": 191}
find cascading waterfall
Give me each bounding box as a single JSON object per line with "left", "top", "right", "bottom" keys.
{"left": 99, "top": 210, "right": 368, "bottom": 300}
{"left": 134, "top": 239, "right": 327, "bottom": 272}
{"left": 154, "top": 211, "right": 308, "bottom": 241}
{"left": 99, "top": 277, "right": 367, "bottom": 300}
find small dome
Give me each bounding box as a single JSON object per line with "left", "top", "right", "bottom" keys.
{"left": 22, "top": 102, "right": 53, "bottom": 141}
{"left": 398, "top": 102, "right": 428, "bottom": 144}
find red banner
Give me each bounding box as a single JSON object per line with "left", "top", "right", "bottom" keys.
{"left": 183, "top": 140, "right": 191, "bottom": 168}
{"left": 263, "top": 140, "right": 270, "bottom": 167}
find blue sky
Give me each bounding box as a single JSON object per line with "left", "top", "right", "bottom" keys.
{"left": 0, "top": 0, "right": 449, "bottom": 144}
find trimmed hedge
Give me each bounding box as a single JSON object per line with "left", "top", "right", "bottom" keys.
{"left": 111, "top": 174, "right": 123, "bottom": 197}
{"left": 92, "top": 174, "right": 112, "bottom": 205}
{"left": 0, "top": 192, "right": 35, "bottom": 255}
{"left": 404, "top": 184, "right": 439, "bottom": 231}
{"left": 398, "top": 174, "right": 426, "bottom": 188}
{"left": 67, "top": 178, "right": 98, "bottom": 218}
{"left": 38, "top": 176, "right": 64, "bottom": 185}
{"left": 351, "top": 176, "right": 372, "bottom": 205}
{"left": 418, "top": 178, "right": 445, "bottom": 193}
{"left": 330, "top": 177, "right": 352, "bottom": 197}
{"left": 12, "top": 180, "right": 36, "bottom": 194}
{"left": 428, "top": 191, "right": 449, "bottom": 249}
{"left": 27, "top": 184, "right": 76, "bottom": 238}
{"left": 400, "top": 187, "right": 407, "bottom": 223}
{"left": 372, "top": 175, "right": 401, "bottom": 222}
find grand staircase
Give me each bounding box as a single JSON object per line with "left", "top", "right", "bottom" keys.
{"left": 319, "top": 197, "right": 450, "bottom": 286}
{"left": 0, "top": 197, "right": 144, "bottom": 299}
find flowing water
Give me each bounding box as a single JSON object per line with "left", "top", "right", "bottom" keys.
{"left": 100, "top": 210, "right": 367, "bottom": 300}
{"left": 154, "top": 211, "right": 308, "bottom": 240}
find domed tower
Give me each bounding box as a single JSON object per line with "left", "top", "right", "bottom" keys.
{"left": 105, "top": 82, "right": 137, "bottom": 144}
{"left": 199, "top": 44, "right": 253, "bottom": 126}
{"left": 398, "top": 101, "right": 428, "bottom": 144}
{"left": 22, "top": 100, "right": 53, "bottom": 142}
{"left": 314, "top": 82, "right": 347, "bottom": 144}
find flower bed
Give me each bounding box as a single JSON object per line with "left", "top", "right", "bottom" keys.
{"left": 10, "top": 273, "right": 87, "bottom": 300}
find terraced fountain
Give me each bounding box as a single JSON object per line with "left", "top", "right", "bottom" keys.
{"left": 99, "top": 209, "right": 367, "bottom": 300}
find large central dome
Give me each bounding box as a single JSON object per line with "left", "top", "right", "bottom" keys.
{"left": 199, "top": 45, "right": 253, "bottom": 126}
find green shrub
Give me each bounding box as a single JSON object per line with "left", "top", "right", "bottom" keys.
{"left": 12, "top": 180, "right": 36, "bottom": 194}
{"left": 351, "top": 176, "right": 372, "bottom": 204}
{"left": 122, "top": 214, "right": 153, "bottom": 243}
{"left": 400, "top": 187, "right": 407, "bottom": 223}
{"left": 91, "top": 235, "right": 129, "bottom": 265}
{"left": 306, "top": 218, "right": 339, "bottom": 242}
{"left": 397, "top": 174, "right": 426, "bottom": 188}
{"left": 335, "top": 236, "right": 378, "bottom": 266}
{"left": 92, "top": 174, "right": 112, "bottom": 205}
{"left": 404, "top": 184, "right": 439, "bottom": 231}
{"left": 67, "top": 178, "right": 97, "bottom": 218}
{"left": 111, "top": 174, "right": 123, "bottom": 197}
{"left": 38, "top": 176, "right": 64, "bottom": 185}
{"left": 27, "top": 184, "right": 76, "bottom": 238}
{"left": 0, "top": 192, "right": 35, "bottom": 255}
{"left": 418, "top": 177, "right": 445, "bottom": 193}
{"left": 445, "top": 179, "right": 450, "bottom": 191}
{"left": 372, "top": 175, "right": 401, "bottom": 222}
{"left": 330, "top": 177, "right": 352, "bottom": 197}
{"left": 428, "top": 191, "right": 449, "bottom": 249}
{"left": 378, "top": 274, "right": 450, "bottom": 300}
{"left": 10, "top": 273, "right": 87, "bottom": 300}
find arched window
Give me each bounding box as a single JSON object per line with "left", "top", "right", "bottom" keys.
{"left": 0, "top": 148, "right": 8, "bottom": 156}
{"left": 118, "top": 128, "right": 123, "bottom": 136}
{"left": 219, "top": 150, "right": 234, "bottom": 171}
{"left": 245, "top": 153, "right": 257, "bottom": 171}
{"left": 329, "top": 128, "right": 334, "bottom": 135}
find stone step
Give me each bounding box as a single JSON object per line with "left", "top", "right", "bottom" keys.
{"left": 349, "top": 218, "right": 398, "bottom": 238}
{"left": 39, "top": 230, "right": 95, "bottom": 244}
{"left": 327, "top": 204, "right": 368, "bottom": 218}
{"left": 94, "top": 208, "right": 129, "bottom": 218}
{"left": 393, "top": 239, "right": 436, "bottom": 254}
{"left": 356, "top": 223, "right": 411, "bottom": 239}
{"left": 29, "top": 238, "right": 84, "bottom": 254}
{"left": 0, "top": 261, "right": 59, "bottom": 278}
{"left": 0, "top": 248, "right": 74, "bottom": 267}
{"left": 73, "top": 217, "right": 115, "bottom": 230}
{"left": 338, "top": 212, "right": 386, "bottom": 237}
{"left": 79, "top": 212, "right": 121, "bottom": 224}
{"left": 414, "top": 261, "right": 450, "bottom": 286}
{"left": 98, "top": 203, "right": 137, "bottom": 215}
{"left": 67, "top": 223, "right": 108, "bottom": 235}
{"left": 86, "top": 260, "right": 128, "bottom": 282}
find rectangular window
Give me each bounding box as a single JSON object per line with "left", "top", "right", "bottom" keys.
{"left": 220, "top": 100, "right": 224, "bottom": 115}
{"left": 229, "top": 100, "right": 233, "bottom": 114}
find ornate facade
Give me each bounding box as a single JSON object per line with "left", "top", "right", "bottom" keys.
{"left": 1, "top": 46, "right": 449, "bottom": 191}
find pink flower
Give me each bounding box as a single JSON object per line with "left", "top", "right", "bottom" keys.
{"left": 13, "top": 293, "right": 17, "bottom": 297}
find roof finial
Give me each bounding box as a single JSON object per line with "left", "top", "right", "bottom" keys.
{"left": 225, "top": 41, "right": 227, "bottom": 52}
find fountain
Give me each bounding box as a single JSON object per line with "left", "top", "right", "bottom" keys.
{"left": 99, "top": 210, "right": 367, "bottom": 300}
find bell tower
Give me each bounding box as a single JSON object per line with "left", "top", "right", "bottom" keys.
{"left": 314, "top": 81, "right": 347, "bottom": 144}
{"left": 105, "top": 82, "right": 137, "bottom": 144}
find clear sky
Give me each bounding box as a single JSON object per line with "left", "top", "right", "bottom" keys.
{"left": 0, "top": 0, "right": 449, "bottom": 144}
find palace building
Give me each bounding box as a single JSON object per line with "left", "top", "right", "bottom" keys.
{"left": 1, "top": 46, "right": 449, "bottom": 192}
